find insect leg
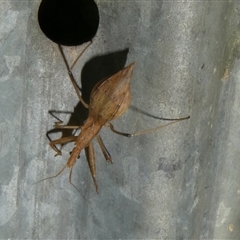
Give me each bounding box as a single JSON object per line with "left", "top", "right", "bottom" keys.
{"left": 70, "top": 41, "right": 92, "bottom": 70}
{"left": 107, "top": 122, "right": 131, "bottom": 137}
{"left": 58, "top": 44, "right": 89, "bottom": 108}
{"left": 108, "top": 116, "right": 190, "bottom": 137}
{"left": 49, "top": 136, "right": 77, "bottom": 156}
{"left": 86, "top": 141, "right": 99, "bottom": 193}
{"left": 96, "top": 134, "right": 112, "bottom": 163}
{"left": 53, "top": 123, "right": 81, "bottom": 129}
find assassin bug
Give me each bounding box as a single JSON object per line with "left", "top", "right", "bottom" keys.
{"left": 37, "top": 42, "right": 189, "bottom": 193}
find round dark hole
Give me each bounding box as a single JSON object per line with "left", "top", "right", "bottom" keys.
{"left": 38, "top": 0, "right": 99, "bottom": 46}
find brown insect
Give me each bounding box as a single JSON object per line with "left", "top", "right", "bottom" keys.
{"left": 38, "top": 42, "right": 189, "bottom": 193}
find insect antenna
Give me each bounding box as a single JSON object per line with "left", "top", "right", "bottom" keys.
{"left": 68, "top": 167, "right": 89, "bottom": 203}
{"left": 31, "top": 163, "right": 68, "bottom": 187}
{"left": 31, "top": 163, "right": 89, "bottom": 203}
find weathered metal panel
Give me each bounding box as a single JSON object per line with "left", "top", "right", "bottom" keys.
{"left": 0, "top": 0, "right": 239, "bottom": 239}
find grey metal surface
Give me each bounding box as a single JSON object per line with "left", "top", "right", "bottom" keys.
{"left": 1, "top": 0, "right": 240, "bottom": 239}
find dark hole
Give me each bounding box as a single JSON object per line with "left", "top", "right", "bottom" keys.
{"left": 38, "top": 0, "right": 99, "bottom": 46}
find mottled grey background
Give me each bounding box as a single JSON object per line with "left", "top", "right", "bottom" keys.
{"left": 1, "top": 0, "right": 240, "bottom": 239}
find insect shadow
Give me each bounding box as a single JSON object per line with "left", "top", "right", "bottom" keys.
{"left": 44, "top": 47, "right": 133, "bottom": 196}
{"left": 46, "top": 48, "right": 130, "bottom": 147}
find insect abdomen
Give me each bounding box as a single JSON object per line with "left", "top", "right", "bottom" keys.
{"left": 89, "top": 63, "right": 134, "bottom": 122}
